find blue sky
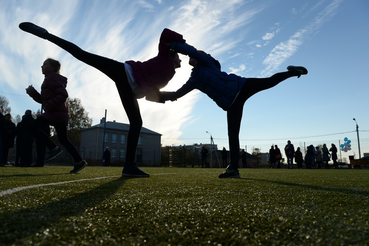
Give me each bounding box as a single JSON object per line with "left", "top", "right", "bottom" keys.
{"left": 1, "top": 0, "right": 368, "bottom": 162}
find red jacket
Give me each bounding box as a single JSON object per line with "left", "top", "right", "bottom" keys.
{"left": 126, "top": 28, "right": 185, "bottom": 95}
{"left": 29, "top": 72, "right": 70, "bottom": 126}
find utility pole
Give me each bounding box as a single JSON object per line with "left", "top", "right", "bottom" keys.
{"left": 101, "top": 109, "right": 107, "bottom": 166}
{"left": 353, "top": 118, "right": 361, "bottom": 159}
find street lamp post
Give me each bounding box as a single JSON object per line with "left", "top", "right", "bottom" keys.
{"left": 206, "top": 131, "right": 213, "bottom": 168}
{"left": 353, "top": 118, "right": 361, "bottom": 159}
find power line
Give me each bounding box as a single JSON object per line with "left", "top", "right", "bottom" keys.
{"left": 170, "top": 130, "right": 366, "bottom": 142}
{"left": 238, "top": 131, "right": 357, "bottom": 141}
{"left": 0, "top": 91, "right": 28, "bottom": 97}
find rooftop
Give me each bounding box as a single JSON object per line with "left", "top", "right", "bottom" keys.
{"left": 82, "top": 120, "right": 161, "bottom": 136}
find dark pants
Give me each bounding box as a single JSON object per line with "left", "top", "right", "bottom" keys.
{"left": 15, "top": 140, "right": 21, "bottom": 165}
{"left": 2, "top": 146, "right": 9, "bottom": 165}
{"left": 0, "top": 136, "right": 2, "bottom": 166}
{"left": 227, "top": 71, "right": 296, "bottom": 170}
{"left": 201, "top": 157, "right": 207, "bottom": 168}
{"left": 35, "top": 123, "right": 49, "bottom": 165}
{"left": 20, "top": 141, "right": 33, "bottom": 166}
{"left": 46, "top": 33, "right": 141, "bottom": 165}
{"left": 30, "top": 117, "right": 82, "bottom": 163}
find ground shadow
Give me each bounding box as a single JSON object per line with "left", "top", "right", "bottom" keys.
{"left": 0, "top": 177, "right": 126, "bottom": 244}
{"left": 0, "top": 173, "right": 68, "bottom": 178}
{"left": 241, "top": 177, "right": 369, "bottom": 197}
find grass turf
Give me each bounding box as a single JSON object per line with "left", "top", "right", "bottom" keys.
{"left": 0, "top": 166, "right": 368, "bottom": 245}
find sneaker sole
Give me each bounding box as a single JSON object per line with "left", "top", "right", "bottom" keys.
{"left": 218, "top": 175, "right": 240, "bottom": 179}
{"left": 70, "top": 163, "right": 87, "bottom": 174}
{"left": 287, "top": 66, "right": 308, "bottom": 77}
{"left": 45, "top": 150, "right": 63, "bottom": 162}
{"left": 19, "top": 22, "right": 48, "bottom": 39}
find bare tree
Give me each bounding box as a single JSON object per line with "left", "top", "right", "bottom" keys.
{"left": 0, "top": 95, "right": 11, "bottom": 114}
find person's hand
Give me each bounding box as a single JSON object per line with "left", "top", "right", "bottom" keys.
{"left": 146, "top": 89, "right": 165, "bottom": 103}
{"left": 25, "top": 85, "right": 36, "bottom": 95}
{"left": 160, "top": 92, "right": 177, "bottom": 102}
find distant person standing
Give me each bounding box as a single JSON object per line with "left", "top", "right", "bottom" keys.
{"left": 295, "top": 147, "right": 303, "bottom": 169}
{"left": 322, "top": 143, "right": 330, "bottom": 169}
{"left": 17, "top": 110, "right": 35, "bottom": 167}
{"left": 221, "top": 147, "right": 227, "bottom": 168}
{"left": 330, "top": 144, "right": 338, "bottom": 169}
{"left": 0, "top": 108, "right": 5, "bottom": 166}
{"left": 275, "top": 145, "right": 282, "bottom": 168}
{"left": 284, "top": 140, "right": 295, "bottom": 169}
{"left": 201, "top": 146, "right": 208, "bottom": 168}
{"left": 304, "top": 145, "right": 314, "bottom": 169}
{"left": 241, "top": 149, "right": 247, "bottom": 168}
{"left": 2, "top": 113, "right": 16, "bottom": 166}
{"left": 269, "top": 145, "right": 276, "bottom": 168}
{"left": 103, "top": 147, "right": 111, "bottom": 167}
{"left": 315, "top": 146, "right": 322, "bottom": 169}
{"left": 33, "top": 111, "right": 50, "bottom": 167}
{"left": 15, "top": 116, "right": 23, "bottom": 166}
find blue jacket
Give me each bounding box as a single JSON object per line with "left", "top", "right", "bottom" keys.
{"left": 169, "top": 42, "right": 246, "bottom": 111}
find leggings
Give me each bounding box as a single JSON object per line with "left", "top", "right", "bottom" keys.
{"left": 227, "top": 71, "right": 297, "bottom": 170}
{"left": 46, "top": 33, "right": 142, "bottom": 165}
{"left": 30, "top": 116, "right": 82, "bottom": 163}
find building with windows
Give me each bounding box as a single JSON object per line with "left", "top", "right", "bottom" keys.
{"left": 80, "top": 118, "right": 161, "bottom": 166}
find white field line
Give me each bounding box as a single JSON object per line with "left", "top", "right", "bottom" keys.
{"left": 0, "top": 173, "right": 177, "bottom": 197}
{"left": 0, "top": 176, "right": 120, "bottom": 197}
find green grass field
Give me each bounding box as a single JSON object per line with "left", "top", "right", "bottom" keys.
{"left": 1, "top": 166, "right": 368, "bottom": 245}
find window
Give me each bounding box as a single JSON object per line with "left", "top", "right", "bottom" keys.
{"left": 119, "top": 149, "right": 125, "bottom": 160}
{"left": 120, "top": 134, "right": 126, "bottom": 144}
{"left": 112, "top": 134, "right": 117, "bottom": 143}
{"left": 111, "top": 148, "right": 117, "bottom": 158}
{"left": 104, "top": 133, "right": 109, "bottom": 143}
{"left": 138, "top": 136, "right": 142, "bottom": 146}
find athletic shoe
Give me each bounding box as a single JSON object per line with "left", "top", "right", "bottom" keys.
{"left": 45, "top": 147, "right": 63, "bottom": 162}
{"left": 70, "top": 160, "right": 88, "bottom": 174}
{"left": 218, "top": 168, "right": 240, "bottom": 179}
{"left": 19, "top": 22, "right": 49, "bottom": 39}
{"left": 122, "top": 165, "right": 150, "bottom": 178}
{"left": 287, "top": 65, "right": 308, "bottom": 78}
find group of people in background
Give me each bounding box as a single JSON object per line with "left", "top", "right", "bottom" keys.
{"left": 0, "top": 109, "right": 49, "bottom": 167}
{"left": 0, "top": 111, "right": 15, "bottom": 167}
{"left": 269, "top": 140, "right": 339, "bottom": 169}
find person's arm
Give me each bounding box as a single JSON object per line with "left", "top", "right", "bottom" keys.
{"left": 170, "top": 42, "right": 214, "bottom": 66}
{"left": 145, "top": 87, "right": 163, "bottom": 103}
{"left": 25, "top": 85, "right": 42, "bottom": 104}
{"left": 159, "top": 78, "right": 196, "bottom": 102}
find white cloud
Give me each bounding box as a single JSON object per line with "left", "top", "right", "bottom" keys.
{"left": 137, "top": 0, "right": 155, "bottom": 11}
{"left": 261, "top": 0, "right": 343, "bottom": 76}
{"left": 262, "top": 32, "right": 275, "bottom": 41}
{"left": 229, "top": 64, "right": 246, "bottom": 74}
